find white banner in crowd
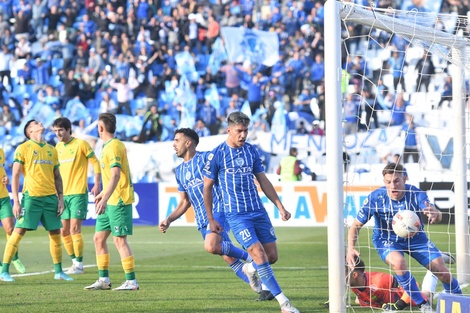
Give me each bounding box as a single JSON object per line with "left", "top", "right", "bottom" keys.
{"left": 99, "top": 127, "right": 455, "bottom": 184}
{"left": 221, "top": 27, "right": 279, "bottom": 67}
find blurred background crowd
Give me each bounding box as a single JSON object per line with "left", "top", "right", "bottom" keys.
{"left": 0, "top": 0, "right": 467, "bottom": 179}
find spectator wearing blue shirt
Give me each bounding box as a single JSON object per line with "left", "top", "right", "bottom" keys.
{"left": 32, "top": 57, "right": 51, "bottom": 91}
{"left": 194, "top": 119, "right": 211, "bottom": 138}
{"left": 402, "top": 114, "right": 419, "bottom": 163}
{"left": 436, "top": 76, "right": 452, "bottom": 109}
{"left": 17, "top": 61, "right": 33, "bottom": 85}
{"left": 282, "top": 9, "right": 299, "bottom": 37}
{"left": 195, "top": 77, "right": 207, "bottom": 104}
{"left": 293, "top": 88, "right": 314, "bottom": 115}
{"left": 196, "top": 100, "right": 219, "bottom": 135}
{"left": 310, "top": 53, "right": 325, "bottom": 92}
{"left": 244, "top": 73, "right": 268, "bottom": 115}
{"left": 136, "top": 0, "right": 150, "bottom": 25}
{"left": 390, "top": 92, "right": 408, "bottom": 126}
{"left": 388, "top": 50, "right": 408, "bottom": 92}
{"left": 343, "top": 93, "right": 360, "bottom": 135}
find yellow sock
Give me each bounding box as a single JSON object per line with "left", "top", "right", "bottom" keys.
{"left": 71, "top": 233, "right": 84, "bottom": 261}
{"left": 4, "top": 232, "right": 22, "bottom": 264}
{"left": 121, "top": 255, "right": 135, "bottom": 274}
{"left": 61, "top": 235, "right": 74, "bottom": 258}
{"left": 96, "top": 254, "right": 110, "bottom": 271}
{"left": 49, "top": 234, "right": 62, "bottom": 264}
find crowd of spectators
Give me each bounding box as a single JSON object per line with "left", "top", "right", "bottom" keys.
{"left": 0, "top": 0, "right": 465, "bottom": 151}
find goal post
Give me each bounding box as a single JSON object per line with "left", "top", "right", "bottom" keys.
{"left": 325, "top": 1, "right": 470, "bottom": 311}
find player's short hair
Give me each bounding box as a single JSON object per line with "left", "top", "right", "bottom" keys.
{"left": 23, "top": 119, "right": 36, "bottom": 139}
{"left": 289, "top": 147, "right": 298, "bottom": 156}
{"left": 52, "top": 117, "right": 72, "bottom": 135}
{"left": 227, "top": 111, "right": 250, "bottom": 127}
{"left": 382, "top": 162, "right": 406, "bottom": 176}
{"left": 98, "top": 113, "right": 116, "bottom": 134}
{"left": 175, "top": 128, "right": 199, "bottom": 146}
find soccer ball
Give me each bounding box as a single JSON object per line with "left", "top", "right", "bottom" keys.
{"left": 392, "top": 210, "right": 420, "bottom": 238}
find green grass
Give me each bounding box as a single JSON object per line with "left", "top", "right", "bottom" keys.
{"left": 0, "top": 226, "right": 321, "bottom": 313}
{"left": 1, "top": 225, "right": 467, "bottom": 312}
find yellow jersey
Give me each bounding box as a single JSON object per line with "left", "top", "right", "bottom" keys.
{"left": 100, "top": 138, "right": 134, "bottom": 206}
{"left": 0, "top": 148, "right": 8, "bottom": 198}
{"left": 56, "top": 137, "right": 100, "bottom": 196}
{"left": 14, "top": 140, "right": 59, "bottom": 197}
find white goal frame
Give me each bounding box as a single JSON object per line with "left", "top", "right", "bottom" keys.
{"left": 325, "top": 1, "right": 470, "bottom": 312}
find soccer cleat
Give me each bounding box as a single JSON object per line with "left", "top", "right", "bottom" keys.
{"left": 65, "top": 264, "right": 84, "bottom": 274}
{"left": 242, "top": 263, "right": 261, "bottom": 293}
{"left": 382, "top": 303, "right": 399, "bottom": 311}
{"left": 112, "top": 280, "right": 139, "bottom": 291}
{"left": 323, "top": 300, "right": 329, "bottom": 309}
{"left": 12, "top": 259, "right": 26, "bottom": 274}
{"left": 419, "top": 301, "right": 433, "bottom": 313}
{"left": 0, "top": 272, "right": 14, "bottom": 282}
{"left": 280, "top": 301, "right": 300, "bottom": 313}
{"left": 441, "top": 252, "right": 456, "bottom": 264}
{"left": 256, "top": 290, "right": 275, "bottom": 301}
{"left": 84, "top": 279, "right": 112, "bottom": 290}
{"left": 54, "top": 272, "right": 74, "bottom": 281}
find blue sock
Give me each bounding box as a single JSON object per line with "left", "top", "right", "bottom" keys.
{"left": 396, "top": 271, "right": 425, "bottom": 305}
{"left": 222, "top": 241, "right": 249, "bottom": 261}
{"left": 229, "top": 259, "right": 249, "bottom": 283}
{"left": 254, "top": 262, "right": 282, "bottom": 297}
{"left": 442, "top": 277, "right": 462, "bottom": 294}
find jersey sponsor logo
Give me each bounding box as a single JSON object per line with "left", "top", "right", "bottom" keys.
{"left": 59, "top": 157, "right": 75, "bottom": 164}
{"left": 226, "top": 166, "right": 252, "bottom": 175}
{"left": 185, "top": 178, "right": 204, "bottom": 188}
{"left": 33, "top": 160, "right": 53, "bottom": 165}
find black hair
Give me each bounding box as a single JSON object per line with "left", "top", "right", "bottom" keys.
{"left": 175, "top": 128, "right": 199, "bottom": 146}
{"left": 52, "top": 117, "right": 72, "bottom": 135}
{"left": 23, "top": 119, "right": 36, "bottom": 139}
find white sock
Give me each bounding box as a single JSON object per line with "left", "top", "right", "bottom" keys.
{"left": 275, "top": 293, "right": 289, "bottom": 306}
{"left": 76, "top": 261, "right": 83, "bottom": 269}
{"left": 422, "top": 270, "right": 438, "bottom": 296}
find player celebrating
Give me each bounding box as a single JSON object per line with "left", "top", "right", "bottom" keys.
{"left": 202, "top": 112, "right": 299, "bottom": 313}
{"left": 0, "top": 120, "right": 73, "bottom": 282}
{"left": 84, "top": 113, "right": 138, "bottom": 291}
{"left": 347, "top": 163, "right": 461, "bottom": 312}
{"left": 53, "top": 117, "right": 101, "bottom": 274}
{"left": 159, "top": 128, "right": 263, "bottom": 294}
{"left": 0, "top": 147, "right": 25, "bottom": 274}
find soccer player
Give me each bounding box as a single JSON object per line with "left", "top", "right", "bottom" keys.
{"left": 0, "top": 147, "right": 26, "bottom": 274}
{"left": 202, "top": 111, "right": 300, "bottom": 313}
{"left": 84, "top": 113, "right": 138, "bottom": 291}
{"left": 158, "top": 128, "right": 263, "bottom": 295}
{"left": 347, "top": 163, "right": 461, "bottom": 312}
{"left": 53, "top": 117, "right": 101, "bottom": 274}
{"left": 0, "top": 119, "right": 73, "bottom": 282}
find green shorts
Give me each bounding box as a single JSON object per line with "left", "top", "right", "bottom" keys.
{"left": 17, "top": 192, "right": 62, "bottom": 231}
{"left": 0, "top": 196, "right": 13, "bottom": 220}
{"left": 62, "top": 194, "right": 88, "bottom": 220}
{"left": 95, "top": 200, "right": 133, "bottom": 237}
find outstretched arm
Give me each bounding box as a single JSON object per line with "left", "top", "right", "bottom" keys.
{"left": 255, "top": 172, "right": 291, "bottom": 221}
{"left": 159, "top": 192, "right": 191, "bottom": 233}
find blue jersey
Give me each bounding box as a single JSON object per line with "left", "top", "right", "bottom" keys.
{"left": 357, "top": 184, "right": 429, "bottom": 243}
{"left": 203, "top": 142, "right": 265, "bottom": 214}
{"left": 175, "top": 151, "right": 223, "bottom": 230}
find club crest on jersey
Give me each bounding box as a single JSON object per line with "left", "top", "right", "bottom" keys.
{"left": 235, "top": 157, "right": 244, "bottom": 166}
{"left": 362, "top": 198, "right": 368, "bottom": 205}
{"left": 33, "top": 150, "right": 38, "bottom": 156}
{"left": 185, "top": 171, "right": 192, "bottom": 180}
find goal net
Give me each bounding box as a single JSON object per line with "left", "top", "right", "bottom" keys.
{"left": 325, "top": 1, "right": 470, "bottom": 311}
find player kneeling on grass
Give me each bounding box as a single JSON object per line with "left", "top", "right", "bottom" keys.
{"left": 347, "top": 163, "right": 462, "bottom": 312}
{"left": 159, "top": 128, "right": 266, "bottom": 297}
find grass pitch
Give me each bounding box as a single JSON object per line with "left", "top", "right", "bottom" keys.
{"left": 1, "top": 225, "right": 466, "bottom": 312}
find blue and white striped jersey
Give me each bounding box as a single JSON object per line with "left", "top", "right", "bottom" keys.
{"left": 203, "top": 142, "right": 265, "bottom": 213}
{"left": 356, "top": 184, "right": 429, "bottom": 242}
{"left": 175, "top": 151, "right": 223, "bottom": 230}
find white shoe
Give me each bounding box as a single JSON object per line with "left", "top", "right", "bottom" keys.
{"left": 242, "top": 262, "right": 261, "bottom": 293}
{"left": 281, "top": 301, "right": 300, "bottom": 313}
{"left": 441, "top": 252, "right": 456, "bottom": 264}
{"left": 65, "top": 264, "right": 84, "bottom": 274}
{"left": 113, "top": 280, "right": 139, "bottom": 291}
{"left": 84, "top": 279, "right": 112, "bottom": 290}
{"left": 419, "top": 301, "right": 433, "bottom": 313}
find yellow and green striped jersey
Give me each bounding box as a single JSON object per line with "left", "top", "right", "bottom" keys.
{"left": 100, "top": 138, "right": 134, "bottom": 206}
{"left": 14, "top": 140, "right": 59, "bottom": 197}
{"left": 56, "top": 137, "right": 100, "bottom": 196}
{"left": 0, "top": 148, "right": 8, "bottom": 198}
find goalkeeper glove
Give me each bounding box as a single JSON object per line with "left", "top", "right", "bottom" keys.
{"left": 382, "top": 299, "right": 407, "bottom": 311}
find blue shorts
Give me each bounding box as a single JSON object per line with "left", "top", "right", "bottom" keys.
{"left": 199, "top": 211, "right": 231, "bottom": 242}
{"left": 373, "top": 232, "right": 442, "bottom": 267}
{"left": 226, "top": 210, "right": 276, "bottom": 249}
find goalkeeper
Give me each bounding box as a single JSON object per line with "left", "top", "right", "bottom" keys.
{"left": 346, "top": 163, "right": 461, "bottom": 312}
